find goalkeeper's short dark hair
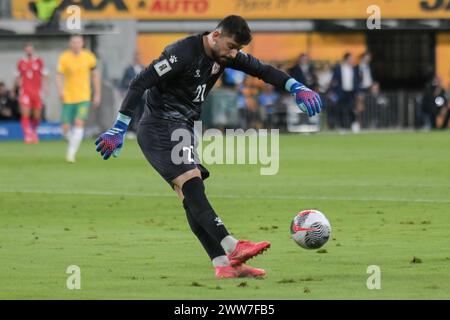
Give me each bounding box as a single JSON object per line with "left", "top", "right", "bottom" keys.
{"left": 217, "top": 15, "right": 252, "bottom": 46}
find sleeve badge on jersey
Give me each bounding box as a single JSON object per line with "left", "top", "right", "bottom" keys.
{"left": 154, "top": 59, "right": 172, "bottom": 77}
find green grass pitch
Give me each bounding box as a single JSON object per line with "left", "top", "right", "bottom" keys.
{"left": 0, "top": 131, "right": 449, "bottom": 299}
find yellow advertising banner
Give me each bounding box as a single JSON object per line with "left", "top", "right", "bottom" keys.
{"left": 12, "top": 0, "right": 450, "bottom": 20}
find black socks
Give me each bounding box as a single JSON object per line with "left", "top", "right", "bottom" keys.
{"left": 182, "top": 177, "right": 230, "bottom": 247}
{"left": 183, "top": 201, "right": 226, "bottom": 260}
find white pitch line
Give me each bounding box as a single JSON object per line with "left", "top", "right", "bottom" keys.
{"left": 1, "top": 189, "right": 449, "bottom": 204}
{"left": 222, "top": 181, "right": 450, "bottom": 188}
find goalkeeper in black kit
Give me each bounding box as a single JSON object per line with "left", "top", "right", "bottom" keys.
{"left": 95, "top": 15, "right": 322, "bottom": 278}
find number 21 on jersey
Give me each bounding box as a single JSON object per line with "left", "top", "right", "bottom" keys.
{"left": 193, "top": 84, "right": 206, "bottom": 102}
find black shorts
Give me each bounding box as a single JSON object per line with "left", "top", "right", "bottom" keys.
{"left": 137, "top": 119, "right": 210, "bottom": 188}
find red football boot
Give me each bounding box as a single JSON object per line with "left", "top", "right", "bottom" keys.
{"left": 24, "top": 131, "right": 33, "bottom": 144}
{"left": 31, "top": 130, "right": 39, "bottom": 144}
{"left": 215, "top": 264, "right": 266, "bottom": 279}
{"left": 228, "top": 240, "right": 271, "bottom": 266}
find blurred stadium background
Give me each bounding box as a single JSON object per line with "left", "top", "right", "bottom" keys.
{"left": 0, "top": 0, "right": 449, "bottom": 139}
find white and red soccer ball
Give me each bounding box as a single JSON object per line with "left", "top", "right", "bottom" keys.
{"left": 290, "top": 210, "right": 331, "bottom": 249}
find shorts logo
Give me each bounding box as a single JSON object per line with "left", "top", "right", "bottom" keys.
{"left": 79, "top": 107, "right": 87, "bottom": 116}
{"left": 154, "top": 59, "right": 172, "bottom": 77}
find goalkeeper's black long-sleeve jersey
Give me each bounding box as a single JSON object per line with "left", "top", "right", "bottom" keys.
{"left": 119, "top": 32, "right": 290, "bottom": 124}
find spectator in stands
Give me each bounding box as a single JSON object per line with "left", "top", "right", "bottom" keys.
{"left": 355, "top": 52, "right": 374, "bottom": 131}
{"left": 316, "top": 61, "right": 335, "bottom": 129}
{"left": 316, "top": 61, "right": 333, "bottom": 94}
{"left": 364, "top": 82, "right": 388, "bottom": 128}
{"left": 357, "top": 52, "right": 374, "bottom": 93}
{"left": 236, "top": 75, "right": 248, "bottom": 129}
{"left": 120, "top": 52, "right": 145, "bottom": 134}
{"left": 222, "top": 68, "right": 246, "bottom": 89}
{"left": 120, "top": 52, "right": 144, "bottom": 91}
{"left": 258, "top": 83, "right": 280, "bottom": 128}
{"left": 330, "top": 52, "right": 360, "bottom": 131}
{"left": 0, "top": 82, "right": 20, "bottom": 121}
{"left": 288, "top": 53, "right": 317, "bottom": 89}
{"left": 436, "top": 96, "right": 450, "bottom": 129}
{"left": 422, "top": 75, "right": 448, "bottom": 129}
{"left": 238, "top": 77, "right": 261, "bottom": 129}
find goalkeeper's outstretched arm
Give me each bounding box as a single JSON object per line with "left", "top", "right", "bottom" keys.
{"left": 228, "top": 52, "right": 323, "bottom": 117}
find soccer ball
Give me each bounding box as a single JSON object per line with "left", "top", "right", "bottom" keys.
{"left": 290, "top": 210, "right": 331, "bottom": 249}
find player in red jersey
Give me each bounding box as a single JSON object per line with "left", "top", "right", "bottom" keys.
{"left": 15, "top": 43, "right": 48, "bottom": 144}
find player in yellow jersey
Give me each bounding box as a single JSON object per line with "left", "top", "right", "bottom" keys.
{"left": 56, "top": 35, "right": 101, "bottom": 163}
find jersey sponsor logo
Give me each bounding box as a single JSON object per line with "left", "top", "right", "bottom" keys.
{"left": 194, "top": 69, "right": 201, "bottom": 78}
{"left": 154, "top": 59, "right": 172, "bottom": 76}
{"left": 211, "top": 62, "right": 221, "bottom": 75}
{"left": 150, "top": 0, "right": 209, "bottom": 14}
{"left": 58, "top": 0, "right": 128, "bottom": 11}
{"left": 420, "top": 0, "right": 450, "bottom": 11}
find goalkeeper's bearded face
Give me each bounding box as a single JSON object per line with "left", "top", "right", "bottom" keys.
{"left": 211, "top": 31, "right": 242, "bottom": 64}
